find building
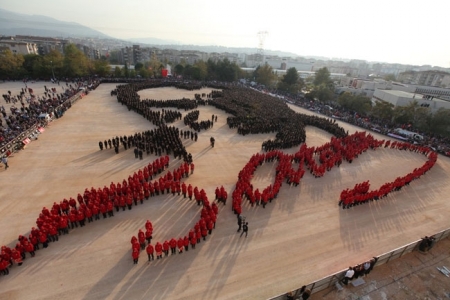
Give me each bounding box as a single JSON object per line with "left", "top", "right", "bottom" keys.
{"left": 398, "top": 70, "right": 450, "bottom": 87}
{"left": 0, "top": 37, "right": 38, "bottom": 55}
{"left": 372, "top": 89, "right": 450, "bottom": 113}
{"left": 14, "top": 35, "right": 68, "bottom": 55}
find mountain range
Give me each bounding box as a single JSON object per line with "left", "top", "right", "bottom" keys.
{"left": 0, "top": 8, "right": 110, "bottom": 38}
{"left": 0, "top": 8, "right": 312, "bottom": 58}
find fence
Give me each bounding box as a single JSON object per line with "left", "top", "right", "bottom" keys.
{"left": 269, "top": 227, "right": 450, "bottom": 300}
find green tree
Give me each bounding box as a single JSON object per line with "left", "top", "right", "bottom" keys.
{"left": 193, "top": 61, "right": 208, "bottom": 80}
{"left": 429, "top": 108, "right": 450, "bottom": 136}
{"left": 337, "top": 92, "right": 372, "bottom": 114}
{"left": 135, "top": 62, "right": 144, "bottom": 71}
{"left": 384, "top": 74, "right": 396, "bottom": 81}
{"left": 282, "top": 67, "right": 299, "bottom": 85}
{"left": 277, "top": 67, "right": 304, "bottom": 94}
{"left": 93, "top": 59, "right": 111, "bottom": 77}
{"left": 313, "top": 67, "right": 333, "bottom": 87}
{"left": 22, "top": 54, "right": 41, "bottom": 76}
{"left": 62, "top": 44, "right": 90, "bottom": 77}
{"left": 254, "top": 64, "right": 276, "bottom": 86}
{"left": 0, "top": 49, "right": 25, "bottom": 79}
{"left": 114, "top": 66, "right": 122, "bottom": 77}
{"left": 174, "top": 64, "right": 184, "bottom": 76}
{"left": 122, "top": 64, "right": 129, "bottom": 78}
{"left": 108, "top": 50, "right": 120, "bottom": 64}
{"left": 312, "top": 83, "right": 334, "bottom": 103}
{"left": 371, "top": 100, "right": 394, "bottom": 121}
{"left": 139, "top": 68, "right": 150, "bottom": 78}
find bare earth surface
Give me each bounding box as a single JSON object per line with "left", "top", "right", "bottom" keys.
{"left": 1, "top": 82, "right": 450, "bottom": 300}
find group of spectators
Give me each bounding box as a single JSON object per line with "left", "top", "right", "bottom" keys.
{"left": 1, "top": 78, "right": 100, "bottom": 153}
{"left": 342, "top": 257, "right": 378, "bottom": 285}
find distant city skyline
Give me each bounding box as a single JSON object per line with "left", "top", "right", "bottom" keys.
{"left": 1, "top": 0, "right": 449, "bottom": 68}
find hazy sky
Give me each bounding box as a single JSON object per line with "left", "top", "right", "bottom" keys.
{"left": 2, "top": 0, "right": 449, "bottom": 67}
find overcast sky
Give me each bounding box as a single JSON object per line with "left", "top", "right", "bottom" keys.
{"left": 2, "top": 0, "right": 449, "bottom": 68}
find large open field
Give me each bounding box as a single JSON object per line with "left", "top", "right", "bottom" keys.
{"left": 1, "top": 82, "right": 450, "bottom": 300}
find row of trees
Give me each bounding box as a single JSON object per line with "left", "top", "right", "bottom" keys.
{"left": 0, "top": 44, "right": 111, "bottom": 79}
{"left": 336, "top": 92, "right": 450, "bottom": 136}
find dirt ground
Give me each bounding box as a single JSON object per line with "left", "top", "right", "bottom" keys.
{"left": 1, "top": 82, "right": 450, "bottom": 300}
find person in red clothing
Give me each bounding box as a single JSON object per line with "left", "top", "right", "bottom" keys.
{"left": 146, "top": 243, "right": 154, "bottom": 261}
{"left": 145, "top": 228, "right": 153, "bottom": 244}
{"left": 24, "top": 240, "right": 35, "bottom": 257}
{"left": 177, "top": 237, "right": 184, "bottom": 254}
{"left": 183, "top": 236, "right": 189, "bottom": 252}
{"left": 138, "top": 229, "right": 146, "bottom": 250}
{"left": 169, "top": 238, "right": 177, "bottom": 255}
{"left": 155, "top": 242, "right": 163, "bottom": 259}
{"left": 0, "top": 258, "right": 9, "bottom": 275}
{"left": 190, "top": 163, "right": 195, "bottom": 174}
{"left": 11, "top": 249, "right": 23, "bottom": 266}
{"left": 187, "top": 184, "right": 193, "bottom": 200}
{"left": 190, "top": 233, "right": 197, "bottom": 249}
{"left": 132, "top": 247, "right": 139, "bottom": 264}
{"left": 201, "top": 227, "right": 208, "bottom": 241}
{"left": 163, "top": 241, "right": 169, "bottom": 257}
{"left": 39, "top": 231, "right": 49, "bottom": 248}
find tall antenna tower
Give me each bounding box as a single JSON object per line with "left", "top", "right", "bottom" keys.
{"left": 257, "top": 31, "right": 268, "bottom": 66}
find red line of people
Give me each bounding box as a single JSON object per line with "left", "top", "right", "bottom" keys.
{"left": 339, "top": 141, "right": 437, "bottom": 208}
{"left": 231, "top": 132, "right": 438, "bottom": 215}
{"left": 131, "top": 194, "right": 219, "bottom": 264}
{"left": 0, "top": 155, "right": 196, "bottom": 276}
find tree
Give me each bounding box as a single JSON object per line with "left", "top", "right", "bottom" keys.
{"left": 114, "top": 66, "right": 122, "bottom": 77}
{"left": 254, "top": 64, "right": 276, "bottom": 86}
{"left": 22, "top": 54, "right": 41, "bottom": 77}
{"left": 62, "top": 44, "right": 90, "bottom": 77}
{"left": 277, "top": 67, "right": 304, "bottom": 94}
{"left": 337, "top": 92, "right": 372, "bottom": 114}
{"left": 313, "top": 67, "right": 333, "bottom": 87}
{"left": 384, "top": 74, "right": 396, "bottom": 81}
{"left": 0, "top": 49, "right": 25, "bottom": 79}
{"left": 372, "top": 100, "right": 394, "bottom": 121}
{"left": 147, "top": 52, "right": 163, "bottom": 77}
{"left": 429, "top": 108, "right": 450, "bottom": 136}
{"left": 312, "top": 83, "right": 334, "bottom": 103}
{"left": 108, "top": 50, "right": 120, "bottom": 64}
{"left": 93, "top": 59, "right": 111, "bottom": 77}
{"left": 192, "top": 61, "right": 208, "bottom": 80}
{"left": 174, "top": 64, "right": 184, "bottom": 76}
{"left": 282, "top": 67, "right": 299, "bottom": 85}
{"left": 135, "top": 62, "right": 144, "bottom": 71}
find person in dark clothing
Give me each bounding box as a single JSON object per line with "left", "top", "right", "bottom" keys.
{"left": 237, "top": 215, "right": 242, "bottom": 232}
{"left": 240, "top": 222, "right": 248, "bottom": 238}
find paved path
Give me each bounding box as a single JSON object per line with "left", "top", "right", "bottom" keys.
{"left": 1, "top": 83, "right": 450, "bottom": 300}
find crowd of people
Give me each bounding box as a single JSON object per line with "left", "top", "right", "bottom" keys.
{"left": 208, "top": 87, "right": 347, "bottom": 151}
{"left": 99, "top": 125, "right": 194, "bottom": 163}
{"left": 0, "top": 155, "right": 207, "bottom": 274}
{"left": 131, "top": 195, "right": 219, "bottom": 264}
{"left": 230, "top": 131, "right": 439, "bottom": 215}
{"left": 1, "top": 79, "right": 100, "bottom": 149}
{"left": 183, "top": 110, "right": 216, "bottom": 132}
{"left": 339, "top": 141, "right": 437, "bottom": 208}
{"left": 341, "top": 257, "right": 378, "bottom": 285}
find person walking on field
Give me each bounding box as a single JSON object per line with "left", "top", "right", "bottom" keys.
{"left": 2, "top": 156, "right": 9, "bottom": 170}
{"left": 240, "top": 222, "right": 248, "bottom": 238}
